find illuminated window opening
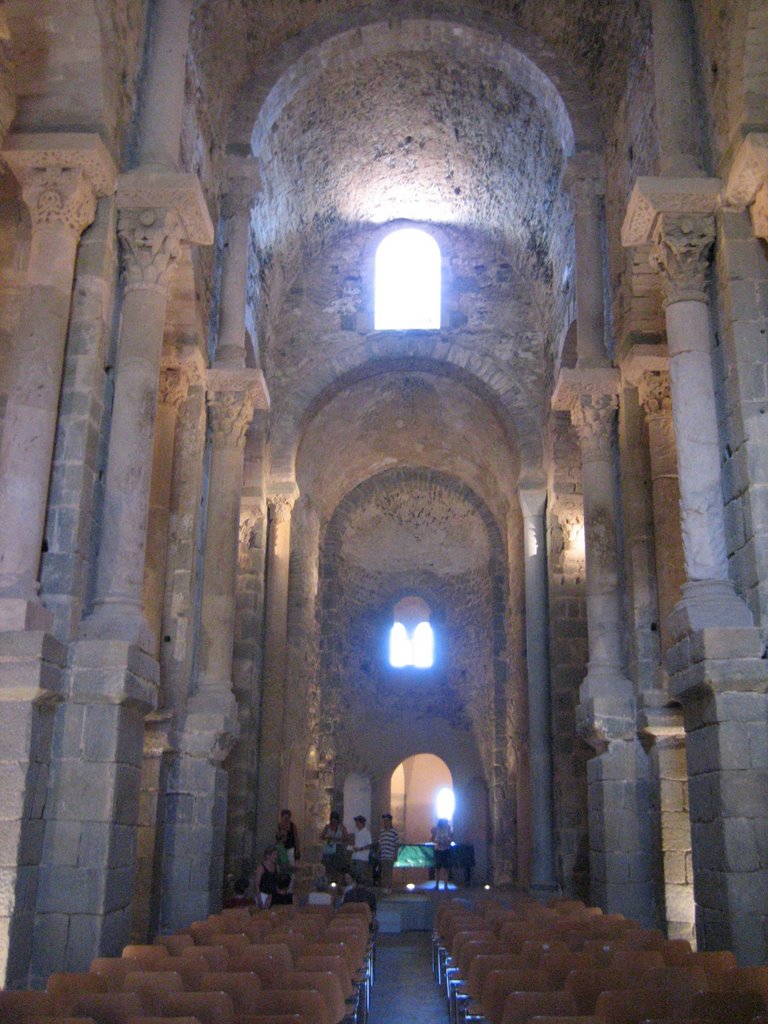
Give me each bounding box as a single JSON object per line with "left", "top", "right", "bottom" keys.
{"left": 388, "top": 596, "right": 434, "bottom": 669}
{"left": 435, "top": 787, "right": 455, "bottom": 822}
{"left": 374, "top": 228, "right": 441, "bottom": 330}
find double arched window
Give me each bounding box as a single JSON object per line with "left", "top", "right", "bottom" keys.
{"left": 388, "top": 596, "right": 434, "bottom": 669}
{"left": 374, "top": 228, "right": 441, "bottom": 331}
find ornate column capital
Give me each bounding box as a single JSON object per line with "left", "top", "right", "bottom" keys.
{"left": 650, "top": 213, "right": 716, "bottom": 306}
{"left": 621, "top": 175, "right": 721, "bottom": 248}
{"left": 570, "top": 393, "right": 618, "bottom": 462}
{"left": 2, "top": 133, "right": 117, "bottom": 238}
{"left": 118, "top": 206, "right": 186, "bottom": 295}
{"left": 722, "top": 131, "right": 768, "bottom": 240}
{"left": 551, "top": 366, "right": 621, "bottom": 416}
{"left": 158, "top": 365, "right": 190, "bottom": 413}
{"left": 636, "top": 369, "right": 672, "bottom": 420}
{"left": 205, "top": 366, "right": 270, "bottom": 450}
{"left": 518, "top": 486, "right": 547, "bottom": 520}
{"left": 268, "top": 486, "right": 299, "bottom": 524}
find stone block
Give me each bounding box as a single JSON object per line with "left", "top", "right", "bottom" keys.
{"left": 663, "top": 849, "right": 689, "bottom": 884}
{"left": 41, "top": 819, "right": 81, "bottom": 867}
{"left": 722, "top": 818, "right": 760, "bottom": 872}
{"left": 719, "top": 770, "right": 768, "bottom": 818}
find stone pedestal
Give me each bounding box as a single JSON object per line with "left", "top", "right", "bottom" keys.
{"left": 0, "top": 632, "right": 66, "bottom": 988}
{"left": 0, "top": 134, "right": 115, "bottom": 631}
{"left": 30, "top": 641, "right": 158, "bottom": 981}
{"left": 518, "top": 486, "right": 556, "bottom": 893}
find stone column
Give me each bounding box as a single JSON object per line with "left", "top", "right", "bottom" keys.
{"left": 0, "top": 135, "right": 115, "bottom": 631}
{"left": 138, "top": 0, "right": 192, "bottom": 172}
{"left": 623, "top": 180, "right": 768, "bottom": 962}
{"left": 143, "top": 364, "right": 190, "bottom": 657}
{"left": 79, "top": 175, "right": 213, "bottom": 650}
{"left": 255, "top": 486, "right": 299, "bottom": 852}
{"left": 518, "top": 486, "right": 556, "bottom": 893}
{"left": 622, "top": 349, "right": 687, "bottom": 665}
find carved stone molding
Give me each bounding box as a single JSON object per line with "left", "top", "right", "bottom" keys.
{"left": 239, "top": 505, "right": 264, "bottom": 549}
{"left": 750, "top": 182, "right": 768, "bottom": 242}
{"left": 2, "top": 133, "right": 117, "bottom": 238}
{"left": 621, "top": 175, "right": 721, "bottom": 248}
{"left": 118, "top": 206, "right": 186, "bottom": 295}
{"left": 268, "top": 489, "right": 298, "bottom": 524}
{"left": 158, "top": 365, "right": 190, "bottom": 412}
{"left": 206, "top": 365, "right": 270, "bottom": 410}
{"left": 571, "top": 393, "right": 618, "bottom": 462}
{"left": 650, "top": 213, "right": 715, "bottom": 306}
{"left": 551, "top": 366, "right": 620, "bottom": 414}
{"left": 221, "top": 154, "right": 261, "bottom": 220}
{"left": 518, "top": 486, "right": 547, "bottom": 520}
{"left": 637, "top": 370, "right": 672, "bottom": 419}
{"left": 207, "top": 389, "right": 254, "bottom": 449}
{"left": 117, "top": 168, "right": 214, "bottom": 246}
{"left": 723, "top": 131, "right": 768, "bottom": 208}
{"left": 552, "top": 494, "right": 583, "bottom": 537}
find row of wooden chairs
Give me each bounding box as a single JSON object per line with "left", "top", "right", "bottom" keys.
{"left": 0, "top": 901, "right": 375, "bottom": 1024}
{"left": 432, "top": 893, "right": 768, "bottom": 1024}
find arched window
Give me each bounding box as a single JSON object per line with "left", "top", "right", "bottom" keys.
{"left": 374, "top": 228, "right": 441, "bottom": 330}
{"left": 388, "top": 596, "right": 434, "bottom": 669}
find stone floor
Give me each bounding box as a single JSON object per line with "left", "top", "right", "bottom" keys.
{"left": 368, "top": 930, "right": 446, "bottom": 1024}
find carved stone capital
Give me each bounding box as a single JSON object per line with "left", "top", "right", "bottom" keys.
{"left": 206, "top": 365, "right": 270, "bottom": 410}
{"left": 117, "top": 169, "right": 214, "bottom": 246}
{"left": 118, "top": 206, "right": 186, "bottom": 295}
{"left": 552, "top": 494, "right": 583, "bottom": 537}
{"left": 621, "top": 175, "right": 721, "bottom": 248}
{"left": 206, "top": 389, "right": 255, "bottom": 449}
{"left": 268, "top": 488, "right": 298, "bottom": 524}
{"left": 2, "top": 133, "right": 117, "bottom": 238}
{"left": 551, "top": 366, "right": 621, "bottom": 415}
{"left": 723, "top": 131, "right": 768, "bottom": 208}
{"left": 518, "top": 487, "right": 547, "bottom": 521}
{"left": 571, "top": 393, "right": 618, "bottom": 461}
{"left": 158, "top": 365, "right": 190, "bottom": 412}
{"left": 637, "top": 370, "right": 672, "bottom": 419}
{"left": 221, "top": 155, "right": 261, "bottom": 219}
{"left": 239, "top": 504, "right": 264, "bottom": 549}
{"left": 650, "top": 213, "right": 715, "bottom": 306}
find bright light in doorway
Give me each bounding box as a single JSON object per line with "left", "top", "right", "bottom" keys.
{"left": 435, "top": 787, "right": 455, "bottom": 821}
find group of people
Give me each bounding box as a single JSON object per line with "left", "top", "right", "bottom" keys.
{"left": 320, "top": 811, "right": 400, "bottom": 893}
{"left": 227, "top": 808, "right": 454, "bottom": 910}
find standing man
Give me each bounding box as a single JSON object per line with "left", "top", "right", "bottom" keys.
{"left": 350, "top": 814, "right": 372, "bottom": 883}
{"left": 378, "top": 813, "right": 400, "bottom": 893}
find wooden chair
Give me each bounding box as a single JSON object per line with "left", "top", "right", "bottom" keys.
{"left": 199, "top": 971, "right": 263, "bottom": 1013}
{"left": 0, "top": 990, "right": 58, "bottom": 1020}
{"left": 122, "top": 944, "right": 170, "bottom": 965}
{"left": 120, "top": 970, "right": 186, "bottom": 1005}
{"left": 153, "top": 990, "right": 236, "bottom": 1024}
{"left": 611, "top": 950, "right": 666, "bottom": 971}
{"left": 241, "top": 989, "right": 330, "bottom": 1024}
{"left": 229, "top": 944, "right": 294, "bottom": 986}
{"left": 690, "top": 990, "right": 767, "bottom": 1023}
{"left": 275, "top": 969, "right": 347, "bottom": 1024}
{"left": 709, "top": 964, "right": 768, "bottom": 998}
{"left": 594, "top": 988, "right": 677, "bottom": 1024}
{"left": 181, "top": 943, "right": 228, "bottom": 971}
{"left": 47, "top": 972, "right": 109, "bottom": 1013}
{"left": 499, "top": 989, "right": 578, "bottom": 1024}
{"left": 467, "top": 967, "right": 551, "bottom": 1024}
{"left": 152, "top": 933, "right": 195, "bottom": 955}
{"left": 565, "top": 967, "right": 639, "bottom": 1014}
{"left": 70, "top": 992, "right": 145, "bottom": 1024}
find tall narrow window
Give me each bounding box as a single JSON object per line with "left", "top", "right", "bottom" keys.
{"left": 375, "top": 228, "right": 441, "bottom": 330}
{"left": 388, "top": 596, "right": 434, "bottom": 669}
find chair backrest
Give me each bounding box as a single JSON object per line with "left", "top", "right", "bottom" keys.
{"left": 294, "top": 954, "right": 353, "bottom": 998}
{"left": 691, "top": 990, "right": 768, "bottom": 1024}
{"left": 199, "top": 971, "right": 263, "bottom": 1013}
{"left": 302, "top": 942, "right": 356, "bottom": 975}
{"left": 0, "top": 990, "right": 57, "bottom": 1019}
{"left": 481, "top": 968, "right": 551, "bottom": 1024}
{"left": 229, "top": 944, "right": 294, "bottom": 985}
{"left": 246, "top": 989, "right": 330, "bottom": 1024}
{"left": 500, "top": 989, "right": 578, "bottom": 1024}
{"left": 594, "top": 987, "right": 676, "bottom": 1024}
{"left": 215, "top": 932, "right": 251, "bottom": 953}
{"left": 614, "top": 928, "right": 666, "bottom": 951}
{"left": 684, "top": 949, "right": 738, "bottom": 978}
{"left": 181, "top": 943, "right": 229, "bottom": 971}
{"left": 466, "top": 955, "right": 526, "bottom": 1000}
{"left": 710, "top": 964, "right": 768, "bottom": 998}
{"left": 121, "top": 970, "right": 185, "bottom": 1001}
{"left": 154, "top": 990, "right": 236, "bottom": 1024}
{"left": 70, "top": 991, "right": 145, "bottom": 1024}
{"left": 457, "top": 939, "right": 505, "bottom": 975}
{"left": 278, "top": 970, "right": 346, "bottom": 1024}
{"left": 565, "top": 967, "right": 636, "bottom": 1014}
{"left": 47, "top": 972, "right": 109, "bottom": 1012}
{"left": 520, "top": 939, "right": 569, "bottom": 966}
{"left": 152, "top": 933, "right": 194, "bottom": 954}
{"left": 121, "top": 945, "right": 170, "bottom": 964}
{"left": 610, "top": 950, "right": 666, "bottom": 971}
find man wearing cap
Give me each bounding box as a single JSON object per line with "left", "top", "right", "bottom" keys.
{"left": 378, "top": 813, "right": 400, "bottom": 893}
{"left": 350, "top": 814, "right": 372, "bottom": 883}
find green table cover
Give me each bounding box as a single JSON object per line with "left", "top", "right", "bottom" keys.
{"left": 394, "top": 843, "right": 435, "bottom": 868}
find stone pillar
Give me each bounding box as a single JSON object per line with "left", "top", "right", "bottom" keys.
{"left": 255, "top": 486, "right": 298, "bottom": 852}
{"left": 623, "top": 179, "right": 768, "bottom": 963}
{"left": 518, "top": 486, "right": 556, "bottom": 893}
{"left": 622, "top": 350, "right": 687, "bottom": 665}
{"left": 0, "top": 135, "right": 115, "bottom": 631}
{"left": 640, "top": 700, "right": 696, "bottom": 945}
{"left": 563, "top": 155, "right": 609, "bottom": 369}
{"left": 79, "top": 174, "right": 213, "bottom": 650}
{"left": 143, "top": 365, "right": 190, "bottom": 657}
{"left": 555, "top": 158, "right": 653, "bottom": 920}
{"left": 138, "top": 0, "right": 192, "bottom": 171}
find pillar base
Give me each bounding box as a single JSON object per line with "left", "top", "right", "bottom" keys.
{"left": 577, "top": 670, "right": 637, "bottom": 751}
{"left": 182, "top": 688, "right": 239, "bottom": 762}
{"left": 77, "top": 605, "right": 155, "bottom": 658}
{"left": 0, "top": 595, "right": 53, "bottom": 633}
{"left": 0, "top": 631, "right": 66, "bottom": 989}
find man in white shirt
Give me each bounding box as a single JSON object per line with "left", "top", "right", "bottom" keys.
{"left": 350, "top": 814, "right": 372, "bottom": 883}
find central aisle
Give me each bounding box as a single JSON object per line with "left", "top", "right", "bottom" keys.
{"left": 367, "top": 931, "right": 446, "bottom": 1024}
